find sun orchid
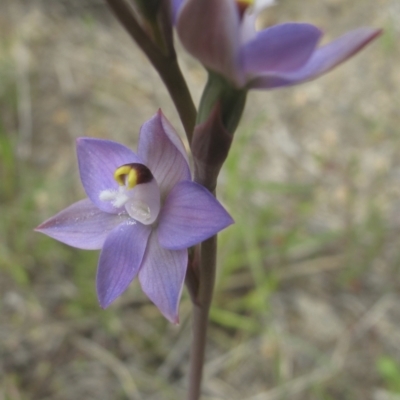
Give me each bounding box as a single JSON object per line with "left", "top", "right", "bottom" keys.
{"left": 173, "top": 0, "right": 381, "bottom": 89}
{"left": 36, "top": 111, "right": 233, "bottom": 323}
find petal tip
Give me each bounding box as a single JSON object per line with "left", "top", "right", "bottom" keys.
{"left": 371, "top": 27, "right": 383, "bottom": 40}
{"left": 34, "top": 220, "right": 52, "bottom": 234}
{"left": 219, "top": 208, "right": 235, "bottom": 230}
{"left": 34, "top": 225, "right": 49, "bottom": 235}
{"left": 76, "top": 136, "right": 89, "bottom": 147}
{"left": 96, "top": 278, "right": 128, "bottom": 311}
{"left": 97, "top": 278, "right": 120, "bottom": 310}
{"left": 98, "top": 293, "right": 114, "bottom": 309}
{"left": 355, "top": 27, "right": 383, "bottom": 44}
{"left": 164, "top": 309, "right": 180, "bottom": 324}
{"left": 227, "top": 214, "right": 235, "bottom": 226}
{"left": 100, "top": 302, "right": 109, "bottom": 310}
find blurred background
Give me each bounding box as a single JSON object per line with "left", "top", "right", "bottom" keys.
{"left": 1, "top": 0, "right": 399, "bottom": 399}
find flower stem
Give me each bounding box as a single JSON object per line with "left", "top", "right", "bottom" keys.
{"left": 157, "top": 58, "right": 197, "bottom": 143}
{"left": 187, "top": 234, "right": 217, "bottom": 400}
{"left": 105, "top": 0, "right": 197, "bottom": 142}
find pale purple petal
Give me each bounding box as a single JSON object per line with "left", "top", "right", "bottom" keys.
{"left": 242, "top": 23, "right": 322, "bottom": 75}
{"left": 139, "top": 231, "right": 187, "bottom": 324}
{"left": 171, "top": 0, "right": 185, "bottom": 22}
{"left": 125, "top": 179, "right": 161, "bottom": 225}
{"left": 137, "top": 111, "right": 191, "bottom": 196}
{"left": 240, "top": 10, "right": 258, "bottom": 45}
{"left": 159, "top": 110, "right": 189, "bottom": 166}
{"left": 249, "top": 27, "right": 381, "bottom": 89}
{"left": 35, "top": 199, "right": 128, "bottom": 250}
{"left": 77, "top": 138, "right": 143, "bottom": 214}
{"left": 97, "top": 221, "right": 151, "bottom": 308}
{"left": 177, "top": 0, "right": 244, "bottom": 86}
{"left": 157, "top": 181, "right": 234, "bottom": 250}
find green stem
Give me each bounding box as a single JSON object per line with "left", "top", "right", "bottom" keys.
{"left": 197, "top": 72, "right": 247, "bottom": 134}
{"left": 156, "top": 58, "right": 197, "bottom": 143}
{"left": 105, "top": 0, "right": 197, "bottom": 142}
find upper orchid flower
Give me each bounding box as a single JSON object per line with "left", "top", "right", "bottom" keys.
{"left": 36, "top": 111, "right": 233, "bottom": 323}
{"left": 173, "top": 0, "right": 381, "bottom": 89}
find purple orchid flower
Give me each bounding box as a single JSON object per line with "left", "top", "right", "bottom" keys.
{"left": 36, "top": 110, "right": 233, "bottom": 323}
{"left": 173, "top": 0, "right": 381, "bottom": 89}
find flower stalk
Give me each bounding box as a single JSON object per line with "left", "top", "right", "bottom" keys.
{"left": 105, "top": 0, "right": 197, "bottom": 142}
{"left": 197, "top": 72, "right": 247, "bottom": 135}
{"left": 187, "top": 234, "right": 218, "bottom": 400}
{"left": 187, "top": 113, "right": 226, "bottom": 398}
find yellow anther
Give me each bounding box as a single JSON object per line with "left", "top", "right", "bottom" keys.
{"left": 127, "top": 168, "right": 138, "bottom": 188}
{"left": 236, "top": 0, "right": 254, "bottom": 17}
{"left": 114, "top": 165, "right": 138, "bottom": 188}
{"left": 113, "top": 163, "right": 153, "bottom": 189}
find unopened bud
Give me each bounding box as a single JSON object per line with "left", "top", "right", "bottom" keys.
{"left": 197, "top": 72, "right": 247, "bottom": 135}
{"left": 192, "top": 103, "right": 233, "bottom": 190}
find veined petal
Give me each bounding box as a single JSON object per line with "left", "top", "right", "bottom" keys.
{"left": 176, "top": 0, "right": 244, "bottom": 86}
{"left": 77, "top": 138, "right": 143, "bottom": 214}
{"left": 157, "top": 180, "right": 234, "bottom": 250}
{"left": 137, "top": 111, "right": 191, "bottom": 197}
{"left": 249, "top": 27, "right": 381, "bottom": 89}
{"left": 242, "top": 23, "right": 322, "bottom": 75}
{"left": 138, "top": 232, "right": 187, "bottom": 324}
{"left": 35, "top": 199, "right": 128, "bottom": 250}
{"left": 97, "top": 221, "right": 151, "bottom": 308}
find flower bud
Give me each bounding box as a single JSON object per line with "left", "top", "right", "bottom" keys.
{"left": 192, "top": 103, "right": 233, "bottom": 191}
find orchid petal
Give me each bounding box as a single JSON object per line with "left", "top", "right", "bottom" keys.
{"left": 159, "top": 110, "right": 189, "bottom": 165}
{"left": 35, "top": 199, "right": 128, "bottom": 250}
{"left": 249, "top": 27, "right": 381, "bottom": 89}
{"left": 157, "top": 181, "right": 234, "bottom": 250}
{"left": 171, "top": 0, "right": 185, "bottom": 23}
{"left": 253, "top": 0, "right": 276, "bottom": 13}
{"left": 242, "top": 23, "right": 322, "bottom": 76}
{"left": 177, "top": 0, "right": 244, "bottom": 86}
{"left": 97, "top": 221, "right": 151, "bottom": 308}
{"left": 240, "top": 10, "right": 258, "bottom": 45}
{"left": 137, "top": 111, "right": 191, "bottom": 196}
{"left": 240, "top": 1, "right": 278, "bottom": 50}
{"left": 77, "top": 138, "right": 143, "bottom": 214}
{"left": 125, "top": 179, "right": 160, "bottom": 225}
{"left": 139, "top": 232, "right": 187, "bottom": 324}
